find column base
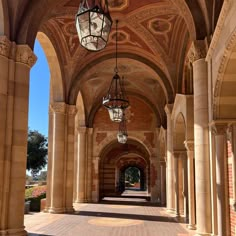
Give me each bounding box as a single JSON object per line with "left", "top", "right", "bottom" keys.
{"left": 47, "top": 207, "right": 66, "bottom": 214}
{"left": 0, "top": 228, "right": 27, "bottom": 236}
{"left": 194, "top": 233, "right": 211, "bottom": 236}
{"left": 187, "top": 224, "right": 196, "bottom": 230}
{"left": 65, "top": 207, "right": 75, "bottom": 213}
{"left": 166, "top": 208, "right": 175, "bottom": 214}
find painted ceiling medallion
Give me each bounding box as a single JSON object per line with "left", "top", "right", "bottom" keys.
{"left": 108, "top": 0, "right": 129, "bottom": 11}
{"left": 149, "top": 18, "right": 172, "bottom": 34}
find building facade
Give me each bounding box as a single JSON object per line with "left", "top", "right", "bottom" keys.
{"left": 0, "top": 0, "right": 236, "bottom": 235}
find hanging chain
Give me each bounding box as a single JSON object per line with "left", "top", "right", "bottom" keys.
{"left": 114, "top": 20, "right": 118, "bottom": 74}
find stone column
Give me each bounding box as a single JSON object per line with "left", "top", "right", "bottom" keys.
{"left": 92, "top": 157, "right": 100, "bottom": 202}
{"left": 46, "top": 102, "right": 67, "bottom": 213}
{"left": 174, "top": 152, "right": 180, "bottom": 217}
{"left": 184, "top": 140, "right": 196, "bottom": 230}
{"left": 85, "top": 128, "right": 93, "bottom": 202}
{"left": 164, "top": 104, "right": 174, "bottom": 212}
{"left": 74, "top": 127, "right": 87, "bottom": 203}
{"left": 0, "top": 37, "right": 37, "bottom": 236}
{"left": 160, "top": 160, "right": 166, "bottom": 205}
{"left": 212, "top": 122, "right": 230, "bottom": 236}
{"left": 150, "top": 156, "right": 159, "bottom": 202}
{"left": 189, "top": 40, "right": 211, "bottom": 235}
{"left": 64, "top": 105, "right": 77, "bottom": 212}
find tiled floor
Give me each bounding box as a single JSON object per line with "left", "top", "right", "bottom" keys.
{"left": 25, "top": 197, "right": 196, "bottom": 236}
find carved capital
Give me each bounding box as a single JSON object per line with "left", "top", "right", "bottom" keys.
{"left": 67, "top": 105, "right": 77, "bottom": 116}
{"left": 0, "top": 36, "right": 11, "bottom": 58}
{"left": 211, "top": 121, "right": 228, "bottom": 135}
{"left": 50, "top": 102, "right": 67, "bottom": 114}
{"left": 184, "top": 140, "right": 194, "bottom": 151}
{"left": 77, "top": 126, "right": 87, "bottom": 134}
{"left": 188, "top": 40, "right": 207, "bottom": 63}
{"left": 16, "top": 45, "right": 37, "bottom": 68}
{"left": 173, "top": 150, "right": 185, "bottom": 158}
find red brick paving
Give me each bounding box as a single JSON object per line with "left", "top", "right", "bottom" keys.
{"left": 25, "top": 201, "right": 196, "bottom": 236}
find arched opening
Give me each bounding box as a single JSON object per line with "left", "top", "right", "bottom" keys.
{"left": 173, "top": 113, "right": 189, "bottom": 222}
{"left": 99, "top": 139, "right": 151, "bottom": 202}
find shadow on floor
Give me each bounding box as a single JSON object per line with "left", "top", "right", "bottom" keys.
{"left": 28, "top": 234, "right": 54, "bottom": 236}
{"left": 77, "top": 211, "right": 178, "bottom": 223}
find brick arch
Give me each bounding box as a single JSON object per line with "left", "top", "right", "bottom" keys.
{"left": 97, "top": 133, "right": 154, "bottom": 159}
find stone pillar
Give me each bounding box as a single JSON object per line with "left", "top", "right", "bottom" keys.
{"left": 92, "top": 157, "right": 100, "bottom": 202}
{"left": 184, "top": 140, "right": 196, "bottom": 230}
{"left": 182, "top": 155, "right": 188, "bottom": 220}
{"left": 64, "top": 105, "right": 77, "bottom": 212}
{"left": 174, "top": 152, "right": 180, "bottom": 217}
{"left": 85, "top": 128, "right": 93, "bottom": 202}
{"left": 160, "top": 160, "right": 166, "bottom": 205}
{"left": 189, "top": 40, "right": 211, "bottom": 235}
{"left": 0, "top": 37, "right": 37, "bottom": 236}
{"left": 164, "top": 104, "right": 174, "bottom": 212}
{"left": 150, "top": 156, "right": 159, "bottom": 202}
{"left": 74, "top": 127, "right": 87, "bottom": 203}
{"left": 46, "top": 102, "right": 70, "bottom": 213}
{"left": 212, "top": 122, "right": 230, "bottom": 236}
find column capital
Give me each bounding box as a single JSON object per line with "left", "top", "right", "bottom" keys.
{"left": 50, "top": 102, "right": 67, "bottom": 114}
{"left": 184, "top": 140, "right": 194, "bottom": 151}
{"left": 188, "top": 40, "right": 207, "bottom": 63}
{"left": 173, "top": 150, "right": 185, "bottom": 158}
{"left": 164, "top": 104, "right": 173, "bottom": 115}
{"left": 16, "top": 44, "right": 37, "bottom": 68}
{"left": 210, "top": 121, "right": 228, "bottom": 135}
{"left": 0, "top": 35, "right": 11, "bottom": 58}
{"left": 77, "top": 126, "right": 87, "bottom": 133}
{"left": 67, "top": 105, "right": 77, "bottom": 116}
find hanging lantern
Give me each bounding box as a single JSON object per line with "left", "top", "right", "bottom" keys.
{"left": 102, "top": 20, "right": 129, "bottom": 122}
{"left": 117, "top": 113, "right": 128, "bottom": 144}
{"left": 75, "top": 0, "right": 112, "bottom": 51}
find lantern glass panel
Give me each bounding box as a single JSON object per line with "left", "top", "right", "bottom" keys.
{"left": 108, "top": 108, "right": 123, "bottom": 122}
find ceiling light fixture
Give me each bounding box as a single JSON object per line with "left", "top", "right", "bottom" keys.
{"left": 76, "top": 0, "right": 112, "bottom": 51}
{"left": 102, "top": 20, "right": 129, "bottom": 122}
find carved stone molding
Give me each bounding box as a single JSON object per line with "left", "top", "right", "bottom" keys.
{"left": 77, "top": 126, "right": 87, "bottom": 133}
{"left": 50, "top": 102, "right": 67, "bottom": 114}
{"left": 16, "top": 45, "right": 37, "bottom": 68}
{"left": 206, "top": 0, "right": 232, "bottom": 61}
{"left": 211, "top": 121, "right": 228, "bottom": 135}
{"left": 0, "top": 36, "right": 11, "bottom": 58}
{"left": 67, "top": 105, "right": 77, "bottom": 116}
{"left": 188, "top": 40, "right": 207, "bottom": 63}
{"left": 184, "top": 140, "right": 194, "bottom": 151}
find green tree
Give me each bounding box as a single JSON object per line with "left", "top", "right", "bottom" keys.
{"left": 125, "top": 167, "right": 140, "bottom": 184}
{"left": 27, "top": 130, "right": 48, "bottom": 179}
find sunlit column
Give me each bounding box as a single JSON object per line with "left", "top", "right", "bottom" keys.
{"left": 0, "top": 38, "right": 37, "bottom": 236}
{"left": 164, "top": 104, "right": 174, "bottom": 212}
{"left": 46, "top": 102, "right": 67, "bottom": 213}
{"left": 184, "top": 140, "right": 196, "bottom": 230}
{"left": 74, "top": 126, "right": 87, "bottom": 203}
{"left": 174, "top": 152, "right": 180, "bottom": 217}
{"left": 212, "top": 122, "right": 230, "bottom": 236}
{"left": 189, "top": 40, "right": 211, "bottom": 235}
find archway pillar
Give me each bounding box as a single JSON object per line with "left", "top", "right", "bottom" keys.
{"left": 184, "top": 140, "right": 196, "bottom": 230}
{"left": 46, "top": 103, "right": 76, "bottom": 213}
{"left": 160, "top": 160, "right": 166, "bottom": 205}
{"left": 0, "top": 36, "right": 37, "bottom": 236}
{"left": 189, "top": 40, "right": 212, "bottom": 235}
{"left": 211, "top": 122, "right": 230, "bottom": 236}
{"left": 91, "top": 156, "right": 100, "bottom": 202}
{"left": 164, "top": 104, "right": 175, "bottom": 212}
{"left": 74, "top": 126, "right": 87, "bottom": 203}
{"left": 150, "top": 156, "right": 159, "bottom": 203}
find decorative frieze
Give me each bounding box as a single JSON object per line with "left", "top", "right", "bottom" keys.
{"left": 0, "top": 36, "right": 11, "bottom": 58}
{"left": 50, "top": 102, "right": 67, "bottom": 114}
{"left": 67, "top": 105, "right": 77, "bottom": 116}
{"left": 16, "top": 45, "right": 37, "bottom": 68}
{"left": 188, "top": 40, "right": 207, "bottom": 63}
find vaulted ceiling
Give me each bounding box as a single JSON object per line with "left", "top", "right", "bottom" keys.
{"left": 4, "top": 0, "right": 223, "bottom": 127}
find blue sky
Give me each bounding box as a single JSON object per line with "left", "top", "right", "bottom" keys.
{"left": 29, "top": 40, "right": 50, "bottom": 137}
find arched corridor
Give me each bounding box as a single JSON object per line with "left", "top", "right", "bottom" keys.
{"left": 1, "top": 1, "right": 236, "bottom": 236}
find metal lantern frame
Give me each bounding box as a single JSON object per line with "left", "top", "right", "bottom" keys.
{"left": 76, "top": 0, "right": 112, "bottom": 51}
{"left": 117, "top": 113, "right": 128, "bottom": 144}
{"left": 102, "top": 20, "right": 129, "bottom": 122}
